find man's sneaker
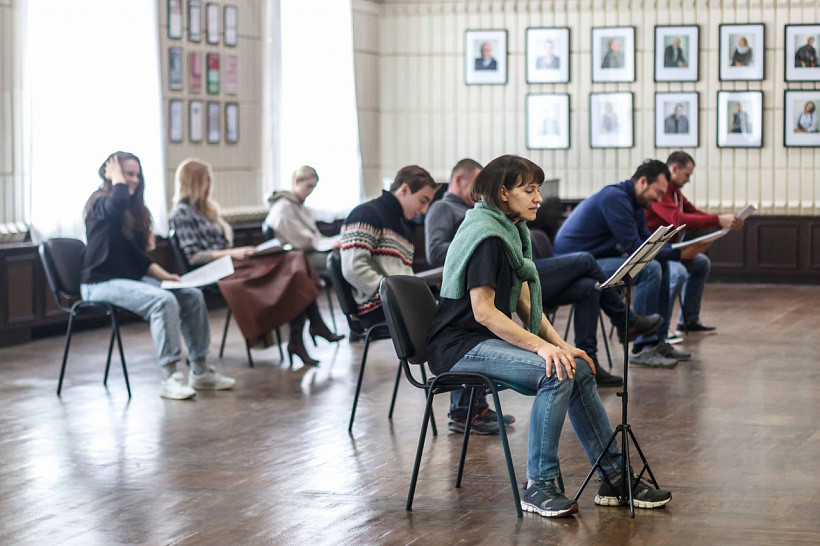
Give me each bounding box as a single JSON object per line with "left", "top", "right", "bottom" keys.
{"left": 594, "top": 363, "right": 623, "bottom": 388}
{"left": 595, "top": 474, "right": 672, "bottom": 509}
{"left": 629, "top": 345, "right": 677, "bottom": 368}
{"left": 161, "top": 371, "right": 196, "bottom": 400}
{"left": 521, "top": 480, "right": 579, "bottom": 518}
{"left": 666, "top": 331, "right": 684, "bottom": 345}
{"left": 484, "top": 408, "right": 515, "bottom": 426}
{"left": 616, "top": 313, "right": 663, "bottom": 344}
{"left": 448, "top": 408, "right": 501, "bottom": 435}
{"left": 656, "top": 341, "right": 691, "bottom": 361}
{"left": 189, "top": 367, "right": 237, "bottom": 390}
{"left": 678, "top": 321, "right": 717, "bottom": 334}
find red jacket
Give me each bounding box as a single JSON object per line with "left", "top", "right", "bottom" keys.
{"left": 646, "top": 184, "right": 720, "bottom": 239}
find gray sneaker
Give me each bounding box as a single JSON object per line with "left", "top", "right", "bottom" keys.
{"left": 629, "top": 345, "right": 677, "bottom": 368}
{"left": 656, "top": 341, "right": 691, "bottom": 360}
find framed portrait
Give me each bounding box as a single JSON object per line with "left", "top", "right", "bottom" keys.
{"left": 188, "top": 0, "right": 202, "bottom": 42}
{"left": 526, "top": 27, "right": 570, "bottom": 84}
{"left": 464, "top": 29, "right": 507, "bottom": 85}
{"left": 655, "top": 92, "right": 699, "bottom": 148}
{"left": 224, "top": 5, "right": 238, "bottom": 47}
{"left": 206, "top": 3, "right": 220, "bottom": 44}
{"left": 207, "top": 101, "right": 220, "bottom": 143}
{"left": 655, "top": 25, "right": 699, "bottom": 82}
{"left": 784, "top": 90, "right": 820, "bottom": 147}
{"left": 168, "top": 0, "right": 183, "bottom": 39}
{"left": 591, "top": 26, "right": 635, "bottom": 82}
{"left": 717, "top": 91, "right": 762, "bottom": 148}
{"left": 785, "top": 25, "right": 820, "bottom": 82}
{"left": 225, "top": 102, "right": 239, "bottom": 143}
{"left": 189, "top": 51, "right": 202, "bottom": 92}
{"left": 526, "top": 94, "right": 570, "bottom": 149}
{"left": 206, "top": 53, "right": 220, "bottom": 94}
{"left": 189, "top": 100, "right": 204, "bottom": 143}
{"left": 169, "top": 99, "right": 184, "bottom": 143}
{"left": 719, "top": 24, "right": 764, "bottom": 81}
{"left": 224, "top": 54, "right": 238, "bottom": 95}
{"left": 168, "top": 47, "right": 183, "bottom": 91}
{"left": 590, "top": 92, "right": 633, "bottom": 148}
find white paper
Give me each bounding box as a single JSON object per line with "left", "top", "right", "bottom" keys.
{"left": 600, "top": 225, "right": 682, "bottom": 289}
{"left": 161, "top": 255, "right": 234, "bottom": 289}
{"left": 671, "top": 205, "right": 756, "bottom": 249}
{"left": 251, "top": 238, "right": 293, "bottom": 257}
{"left": 315, "top": 235, "right": 341, "bottom": 252}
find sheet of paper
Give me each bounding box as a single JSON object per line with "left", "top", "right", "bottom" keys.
{"left": 600, "top": 225, "right": 673, "bottom": 289}
{"left": 736, "top": 204, "right": 757, "bottom": 220}
{"left": 671, "top": 204, "right": 756, "bottom": 249}
{"left": 251, "top": 238, "right": 293, "bottom": 257}
{"left": 161, "top": 255, "right": 234, "bottom": 289}
{"left": 315, "top": 235, "right": 341, "bottom": 252}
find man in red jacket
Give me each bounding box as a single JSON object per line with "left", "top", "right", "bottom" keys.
{"left": 646, "top": 152, "right": 743, "bottom": 334}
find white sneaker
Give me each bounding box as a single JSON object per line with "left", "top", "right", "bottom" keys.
{"left": 666, "top": 332, "right": 684, "bottom": 345}
{"left": 161, "top": 371, "right": 197, "bottom": 400}
{"left": 189, "top": 367, "right": 237, "bottom": 390}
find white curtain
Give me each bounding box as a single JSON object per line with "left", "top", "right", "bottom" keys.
{"left": 276, "top": 0, "right": 362, "bottom": 217}
{"left": 24, "top": 0, "right": 165, "bottom": 241}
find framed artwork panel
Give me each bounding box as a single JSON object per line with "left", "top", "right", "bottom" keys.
{"left": 225, "top": 102, "right": 239, "bottom": 143}
{"left": 526, "top": 94, "right": 570, "bottom": 149}
{"left": 207, "top": 101, "right": 220, "bottom": 143}
{"left": 655, "top": 92, "right": 699, "bottom": 148}
{"left": 189, "top": 100, "right": 204, "bottom": 143}
{"left": 590, "top": 92, "right": 633, "bottom": 148}
{"left": 655, "top": 25, "right": 699, "bottom": 82}
{"left": 526, "top": 27, "right": 570, "bottom": 84}
{"left": 168, "top": 47, "right": 183, "bottom": 91}
{"left": 717, "top": 91, "right": 763, "bottom": 148}
{"left": 784, "top": 90, "right": 820, "bottom": 147}
{"left": 188, "top": 0, "right": 202, "bottom": 42}
{"left": 206, "top": 3, "right": 220, "bottom": 44}
{"left": 785, "top": 25, "right": 820, "bottom": 81}
{"left": 719, "top": 24, "right": 764, "bottom": 81}
{"left": 169, "top": 99, "right": 184, "bottom": 143}
{"left": 224, "top": 5, "right": 238, "bottom": 47}
{"left": 168, "top": 0, "right": 183, "bottom": 39}
{"left": 591, "top": 26, "right": 635, "bottom": 82}
{"left": 464, "top": 29, "right": 507, "bottom": 85}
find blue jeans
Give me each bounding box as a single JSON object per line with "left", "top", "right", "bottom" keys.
{"left": 451, "top": 339, "right": 622, "bottom": 483}
{"left": 81, "top": 277, "right": 210, "bottom": 367}
{"left": 669, "top": 254, "right": 710, "bottom": 325}
{"left": 596, "top": 257, "right": 666, "bottom": 346}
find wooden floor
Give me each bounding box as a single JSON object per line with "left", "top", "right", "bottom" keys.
{"left": 0, "top": 284, "right": 818, "bottom": 544}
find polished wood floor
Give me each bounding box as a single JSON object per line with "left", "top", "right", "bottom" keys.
{"left": 0, "top": 284, "right": 818, "bottom": 544}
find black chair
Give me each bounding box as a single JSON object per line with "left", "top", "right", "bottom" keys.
{"left": 167, "top": 229, "right": 282, "bottom": 367}
{"left": 380, "top": 275, "right": 530, "bottom": 517}
{"left": 39, "top": 238, "right": 131, "bottom": 397}
{"left": 261, "top": 223, "right": 337, "bottom": 336}
{"left": 326, "top": 250, "right": 410, "bottom": 433}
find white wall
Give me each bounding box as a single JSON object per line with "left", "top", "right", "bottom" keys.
{"left": 353, "top": 0, "right": 820, "bottom": 215}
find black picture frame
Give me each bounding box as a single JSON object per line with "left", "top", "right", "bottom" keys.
{"left": 525, "top": 27, "right": 570, "bottom": 84}
{"left": 464, "top": 29, "right": 508, "bottom": 85}
{"left": 655, "top": 92, "right": 699, "bottom": 148}
{"left": 654, "top": 25, "right": 699, "bottom": 82}
{"left": 206, "top": 3, "right": 220, "bottom": 45}
{"left": 225, "top": 102, "right": 239, "bottom": 143}
{"left": 719, "top": 23, "right": 765, "bottom": 81}
{"left": 188, "top": 0, "right": 202, "bottom": 42}
{"left": 716, "top": 90, "right": 763, "bottom": 148}
{"left": 224, "top": 5, "right": 238, "bottom": 47}
{"left": 168, "top": 0, "right": 183, "bottom": 40}
{"left": 591, "top": 26, "right": 635, "bottom": 83}
{"left": 189, "top": 100, "right": 204, "bottom": 143}
{"left": 589, "top": 92, "right": 633, "bottom": 148}
{"left": 168, "top": 47, "right": 183, "bottom": 91}
{"left": 526, "top": 93, "right": 570, "bottom": 150}
{"left": 169, "top": 99, "right": 184, "bottom": 143}
{"left": 207, "top": 101, "right": 220, "bottom": 143}
{"left": 785, "top": 24, "right": 820, "bottom": 82}
{"left": 784, "top": 90, "right": 820, "bottom": 147}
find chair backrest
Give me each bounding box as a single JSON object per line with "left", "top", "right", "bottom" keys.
{"left": 326, "top": 250, "right": 359, "bottom": 318}
{"left": 261, "top": 223, "right": 276, "bottom": 241}
{"left": 379, "top": 275, "right": 438, "bottom": 364}
{"left": 167, "top": 228, "right": 192, "bottom": 274}
{"left": 530, "top": 229, "right": 554, "bottom": 259}
{"left": 39, "top": 238, "right": 86, "bottom": 306}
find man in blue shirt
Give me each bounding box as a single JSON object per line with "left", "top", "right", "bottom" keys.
{"left": 553, "top": 160, "right": 710, "bottom": 367}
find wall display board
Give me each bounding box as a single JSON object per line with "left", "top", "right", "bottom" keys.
{"left": 591, "top": 26, "right": 635, "bottom": 82}
{"left": 590, "top": 92, "right": 633, "bottom": 148}
{"left": 655, "top": 25, "right": 699, "bottom": 82}
{"left": 717, "top": 90, "right": 763, "bottom": 148}
{"left": 464, "top": 29, "right": 507, "bottom": 85}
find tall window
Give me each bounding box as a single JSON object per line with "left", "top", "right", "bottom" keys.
{"left": 24, "top": 0, "right": 164, "bottom": 240}
{"left": 277, "top": 0, "right": 362, "bottom": 214}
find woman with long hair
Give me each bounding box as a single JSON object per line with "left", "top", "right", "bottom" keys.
{"left": 170, "top": 158, "right": 342, "bottom": 367}
{"left": 426, "top": 155, "right": 672, "bottom": 518}
{"left": 81, "top": 151, "right": 235, "bottom": 400}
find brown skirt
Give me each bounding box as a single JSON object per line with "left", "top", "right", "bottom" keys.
{"left": 217, "top": 251, "right": 321, "bottom": 340}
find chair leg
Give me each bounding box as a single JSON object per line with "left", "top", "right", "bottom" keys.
{"left": 56, "top": 312, "right": 76, "bottom": 396}
{"left": 488, "top": 385, "right": 523, "bottom": 517}
{"left": 275, "top": 328, "right": 284, "bottom": 362}
{"left": 600, "top": 311, "right": 613, "bottom": 370}
{"left": 219, "top": 309, "right": 231, "bottom": 359}
{"left": 245, "top": 339, "right": 255, "bottom": 368}
{"left": 325, "top": 286, "right": 337, "bottom": 333}
{"left": 406, "top": 382, "right": 437, "bottom": 511}
{"left": 455, "top": 387, "right": 477, "bottom": 488}
{"left": 388, "top": 361, "right": 402, "bottom": 419}
{"left": 103, "top": 324, "right": 116, "bottom": 387}
{"left": 564, "top": 304, "right": 575, "bottom": 339}
{"left": 111, "top": 312, "right": 131, "bottom": 398}
{"left": 348, "top": 327, "right": 374, "bottom": 433}
{"left": 419, "top": 366, "right": 437, "bottom": 436}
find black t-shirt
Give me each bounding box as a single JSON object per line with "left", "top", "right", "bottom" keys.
{"left": 426, "top": 237, "right": 515, "bottom": 375}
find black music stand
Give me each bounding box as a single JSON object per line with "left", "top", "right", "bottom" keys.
{"left": 573, "top": 224, "right": 684, "bottom": 517}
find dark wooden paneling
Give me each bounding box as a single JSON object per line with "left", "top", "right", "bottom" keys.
{"left": 5, "top": 254, "right": 36, "bottom": 324}
{"left": 755, "top": 224, "right": 800, "bottom": 269}
{"left": 811, "top": 224, "right": 820, "bottom": 270}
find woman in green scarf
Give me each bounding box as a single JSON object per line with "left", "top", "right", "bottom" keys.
{"left": 426, "top": 155, "right": 672, "bottom": 518}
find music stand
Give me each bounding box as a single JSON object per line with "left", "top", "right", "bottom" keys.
{"left": 573, "top": 224, "right": 684, "bottom": 517}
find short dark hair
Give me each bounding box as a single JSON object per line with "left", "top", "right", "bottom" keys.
{"left": 450, "top": 158, "right": 483, "bottom": 182}
{"left": 389, "top": 165, "right": 436, "bottom": 193}
{"left": 472, "top": 155, "right": 544, "bottom": 219}
{"left": 666, "top": 151, "right": 695, "bottom": 169}
{"left": 630, "top": 159, "right": 671, "bottom": 186}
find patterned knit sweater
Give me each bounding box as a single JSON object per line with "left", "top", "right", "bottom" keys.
{"left": 340, "top": 190, "right": 415, "bottom": 315}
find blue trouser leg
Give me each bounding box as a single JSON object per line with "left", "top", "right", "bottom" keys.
{"left": 680, "top": 253, "right": 710, "bottom": 324}
{"left": 597, "top": 257, "right": 664, "bottom": 347}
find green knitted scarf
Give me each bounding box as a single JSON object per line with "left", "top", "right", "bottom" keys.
{"left": 439, "top": 200, "right": 542, "bottom": 334}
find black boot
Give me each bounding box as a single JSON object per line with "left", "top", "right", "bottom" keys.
{"left": 306, "top": 302, "right": 344, "bottom": 344}
{"left": 287, "top": 313, "right": 319, "bottom": 367}
{"left": 593, "top": 357, "right": 623, "bottom": 388}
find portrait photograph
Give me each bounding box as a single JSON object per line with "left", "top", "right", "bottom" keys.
{"left": 590, "top": 92, "right": 633, "bottom": 148}
{"left": 526, "top": 27, "right": 570, "bottom": 84}
{"left": 719, "top": 23, "right": 764, "bottom": 81}
{"left": 188, "top": 0, "right": 202, "bottom": 42}
{"left": 526, "top": 94, "right": 570, "bottom": 149}
{"left": 464, "top": 29, "right": 507, "bottom": 85}
{"left": 206, "top": 3, "right": 220, "bottom": 45}
{"left": 224, "top": 5, "right": 238, "bottom": 47}
{"left": 785, "top": 25, "right": 820, "bottom": 82}
{"left": 591, "top": 26, "right": 635, "bottom": 82}
{"left": 207, "top": 101, "right": 220, "bottom": 143}
{"left": 169, "top": 99, "right": 184, "bottom": 143}
{"left": 225, "top": 102, "right": 239, "bottom": 143}
{"left": 784, "top": 90, "right": 820, "bottom": 147}
{"left": 655, "top": 25, "right": 699, "bottom": 82}
{"left": 655, "top": 92, "right": 698, "bottom": 148}
{"left": 189, "top": 100, "right": 204, "bottom": 143}
{"left": 168, "top": 0, "right": 183, "bottom": 40}
{"left": 717, "top": 91, "right": 762, "bottom": 148}
{"left": 168, "top": 47, "right": 183, "bottom": 91}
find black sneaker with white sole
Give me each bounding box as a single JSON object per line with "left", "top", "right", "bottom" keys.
{"left": 521, "top": 481, "right": 579, "bottom": 518}
{"left": 595, "top": 474, "right": 672, "bottom": 509}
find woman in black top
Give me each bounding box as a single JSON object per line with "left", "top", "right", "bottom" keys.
{"left": 427, "top": 155, "right": 671, "bottom": 518}
{"left": 80, "top": 151, "right": 235, "bottom": 400}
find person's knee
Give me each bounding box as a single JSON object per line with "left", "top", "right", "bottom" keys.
{"left": 153, "top": 291, "right": 180, "bottom": 316}
{"left": 639, "top": 260, "right": 662, "bottom": 285}
{"left": 571, "top": 252, "right": 597, "bottom": 274}
{"left": 694, "top": 253, "right": 711, "bottom": 275}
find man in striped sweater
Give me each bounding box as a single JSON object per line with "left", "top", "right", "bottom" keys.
{"left": 340, "top": 166, "right": 437, "bottom": 329}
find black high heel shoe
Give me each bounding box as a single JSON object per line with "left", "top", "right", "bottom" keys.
{"left": 287, "top": 343, "right": 320, "bottom": 367}
{"left": 309, "top": 324, "right": 345, "bottom": 345}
